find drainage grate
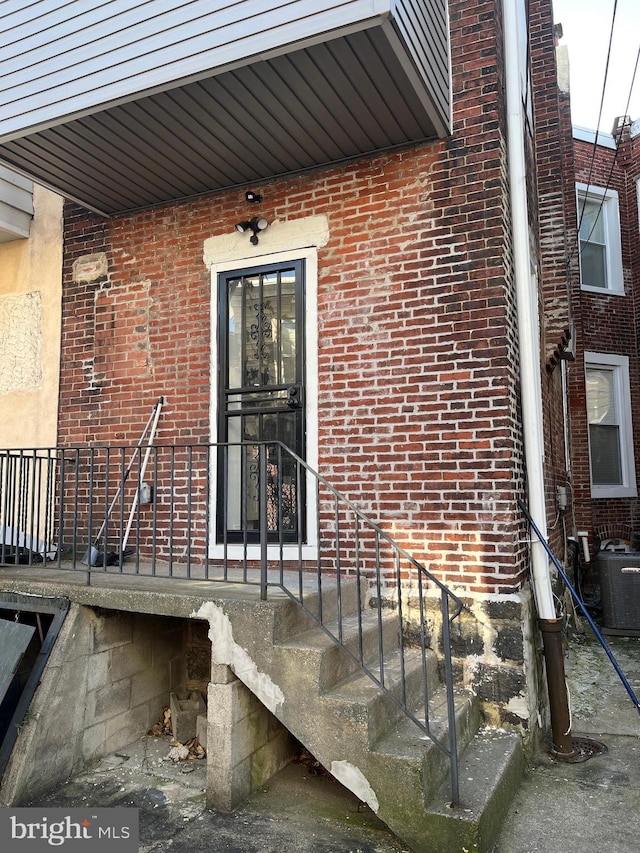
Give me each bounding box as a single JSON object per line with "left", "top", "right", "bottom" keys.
{"left": 552, "top": 736, "right": 608, "bottom": 764}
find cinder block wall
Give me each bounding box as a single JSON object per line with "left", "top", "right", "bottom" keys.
{"left": 0, "top": 604, "right": 186, "bottom": 805}
{"left": 81, "top": 608, "right": 185, "bottom": 761}
{"left": 0, "top": 600, "right": 295, "bottom": 810}
{"left": 207, "top": 670, "right": 297, "bottom": 811}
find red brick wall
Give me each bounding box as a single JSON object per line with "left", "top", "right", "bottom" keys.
{"left": 58, "top": 0, "right": 568, "bottom": 595}
{"left": 528, "top": 3, "right": 577, "bottom": 560}
{"left": 570, "top": 127, "right": 640, "bottom": 547}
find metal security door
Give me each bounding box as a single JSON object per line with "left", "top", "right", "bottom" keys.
{"left": 217, "top": 261, "right": 305, "bottom": 543}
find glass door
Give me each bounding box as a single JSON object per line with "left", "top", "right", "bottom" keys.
{"left": 217, "top": 261, "right": 305, "bottom": 543}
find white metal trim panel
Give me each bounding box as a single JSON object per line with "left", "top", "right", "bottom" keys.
{"left": 0, "top": 0, "right": 392, "bottom": 139}
{"left": 391, "top": 0, "right": 450, "bottom": 126}
{"left": 0, "top": 25, "right": 443, "bottom": 214}
{"left": 0, "top": 163, "right": 33, "bottom": 240}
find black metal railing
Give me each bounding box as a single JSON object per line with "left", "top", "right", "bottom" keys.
{"left": 1, "top": 442, "right": 466, "bottom": 802}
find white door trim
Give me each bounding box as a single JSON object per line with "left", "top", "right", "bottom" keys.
{"left": 204, "top": 216, "right": 327, "bottom": 560}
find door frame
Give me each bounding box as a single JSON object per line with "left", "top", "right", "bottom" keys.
{"left": 207, "top": 243, "right": 320, "bottom": 561}
{"left": 216, "top": 258, "right": 307, "bottom": 544}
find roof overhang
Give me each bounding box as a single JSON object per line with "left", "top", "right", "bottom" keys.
{"left": 0, "top": 1, "right": 451, "bottom": 216}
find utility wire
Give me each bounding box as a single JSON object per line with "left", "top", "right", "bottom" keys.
{"left": 595, "top": 43, "right": 640, "bottom": 200}
{"left": 569, "top": 38, "right": 640, "bottom": 270}
{"left": 571, "top": 0, "right": 618, "bottom": 264}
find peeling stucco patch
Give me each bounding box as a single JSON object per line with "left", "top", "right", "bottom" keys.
{"left": 193, "top": 602, "right": 284, "bottom": 715}
{"left": 329, "top": 760, "right": 379, "bottom": 813}
{"left": 0, "top": 291, "right": 42, "bottom": 394}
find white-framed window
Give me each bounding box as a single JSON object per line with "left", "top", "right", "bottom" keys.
{"left": 576, "top": 183, "right": 623, "bottom": 294}
{"left": 585, "top": 352, "right": 636, "bottom": 498}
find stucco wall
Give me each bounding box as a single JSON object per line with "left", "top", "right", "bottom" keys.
{"left": 0, "top": 185, "right": 63, "bottom": 448}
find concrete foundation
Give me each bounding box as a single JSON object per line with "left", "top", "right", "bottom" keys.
{"left": 0, "top": 570, "right": 529, "bottom": 852}
{"left": 0, "top": 592, "right": 294, "bottom": 815}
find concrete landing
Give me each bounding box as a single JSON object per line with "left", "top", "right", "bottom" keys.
{"left": 494, "top": 733, "right": 640, "bottom": 853}
{"left": 0, "top": 564, "right": 298, "bottom": 618}
{"left": 495, "top": 630, "right": 640, "bottom": 853}
{"left": 27, "top": 735, "right": 409, "bottom": 853}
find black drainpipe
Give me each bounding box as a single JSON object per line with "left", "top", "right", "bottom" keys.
{"left": 538, "top": 618, "right": 573, "bottom": 757}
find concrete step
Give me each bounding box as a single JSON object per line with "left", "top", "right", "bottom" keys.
{"left": 274, "top": 654, "right": 522, "bottom": 853}
{"left": 416, "top": 729, "right": 524, "bottom": 853}
{"left": 215, "top": 587, "right": 524, "bottom": 853}
{"left": 209, "top": 574, "right": 366, "bottom": 648}
{"left": 276, "top": 608, "right": 401, "bottom": 692}
{"left": 364, "top": 696, "right": 523, "bottom": 853}
{"left": 269, "top": 573, "right": 367, "bottom": 641}
{"left": 371, "top": 685, "right": 481, "bottom": 803}
{"left": 320, "top": 646, "right": 440, "bottom": 748}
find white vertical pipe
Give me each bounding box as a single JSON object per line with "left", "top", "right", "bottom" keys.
{"left": 503, "top": 0, "right": 556, "bottom": 619}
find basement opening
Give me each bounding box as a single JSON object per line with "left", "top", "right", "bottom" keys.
{"left": 0, "top": 593, "right": 69, "bottom": 779}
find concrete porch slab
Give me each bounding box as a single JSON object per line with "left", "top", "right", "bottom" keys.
{"left": 0, "top": 564, "right": 331, "bottom": 618}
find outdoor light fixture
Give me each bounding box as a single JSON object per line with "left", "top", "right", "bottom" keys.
{"left": 245, "top": 190, "right": 263, "bottom": 204}
{"left": 235, "top": 216, "right": 269, "bottom": 245}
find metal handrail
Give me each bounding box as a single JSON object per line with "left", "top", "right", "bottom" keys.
{"left": 519, "top": 500, "right": 640, "bottom": 714}
{"left": 0, "top": 441, "right": 469, "bottom": 802}
{"left": 256, "top": 442, "right": 467, "bottom": 803}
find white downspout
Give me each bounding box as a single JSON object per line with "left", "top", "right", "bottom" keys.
{"left": 502, "top": 0, "right": 556, "bottom": 620}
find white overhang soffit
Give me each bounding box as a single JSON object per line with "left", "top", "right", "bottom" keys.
{"left": 0, "top": 0, "right": 451, "bottom": 216}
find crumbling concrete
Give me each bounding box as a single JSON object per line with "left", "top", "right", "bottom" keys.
{"left": 169, "top": 690, "right": 206, "bottom": 743}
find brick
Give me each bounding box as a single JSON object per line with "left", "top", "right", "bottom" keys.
{"left": 55, "top": 0, "right": 571, "bottom": 599}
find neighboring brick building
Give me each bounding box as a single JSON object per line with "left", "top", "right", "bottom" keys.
{"left": 569, "top": 118, "right": 640, "bottom": 554}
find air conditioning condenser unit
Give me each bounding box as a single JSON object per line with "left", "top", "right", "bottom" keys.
{"left": 597, "top": 552, "right": 640, "bottom": 636}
